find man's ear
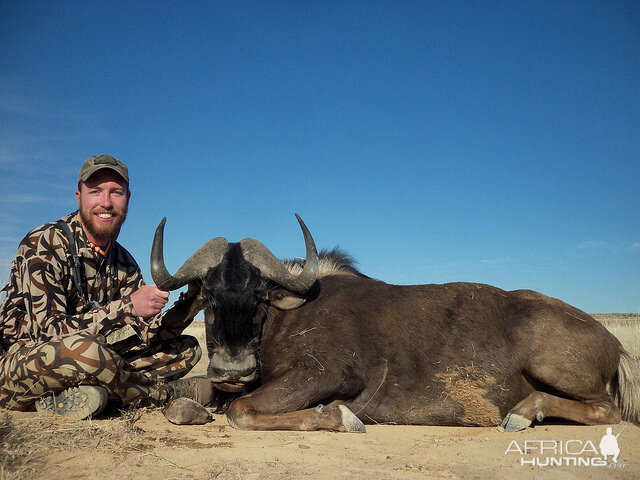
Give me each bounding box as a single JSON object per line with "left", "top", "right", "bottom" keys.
{"left": 268, "top": 290, "right": 306, "bottom": 310}
{"left": 75, "top": 190, "right": 81, "bottom": 207}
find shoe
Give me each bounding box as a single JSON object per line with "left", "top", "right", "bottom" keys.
{"left": 166, "top": 376, "right": 216, "bottom": 406}
{"left": 35, "top": 385, "right": 108, "bottom": 420}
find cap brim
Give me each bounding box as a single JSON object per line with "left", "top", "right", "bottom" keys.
{"left": 79, "top": 166, "right": 129, "bottom": 184}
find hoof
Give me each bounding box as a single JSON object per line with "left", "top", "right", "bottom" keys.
{"left": 164, "top": 397, "right": 213, "bottom": 425}
{"left": 339, "top": 405, "right": 366, "bottom": 433}
{"left": 536, "top": 411, "right": 545, "bottom": 422}
{"left": 500, "top": 413, "right": 532, "bottom": 432}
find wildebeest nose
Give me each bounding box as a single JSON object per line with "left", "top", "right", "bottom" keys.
{"left": 209, "top": 364, "right": 256, "bottom": 378}
{"left": 208, "top": 366, "right": 228, "bottom": 377}
{"left": 208, "top": 351, "right": 257, "bottom": 380}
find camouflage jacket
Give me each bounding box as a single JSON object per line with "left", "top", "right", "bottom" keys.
{"left": 0, "top": 211, "right": 196, "bottom": 355}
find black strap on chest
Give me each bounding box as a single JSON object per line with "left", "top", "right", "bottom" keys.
{"left": 56, "top": 220, "right": 87, "bottom": 305}
{"left": 56, "top": 220, "right": 116, "bottom": 312}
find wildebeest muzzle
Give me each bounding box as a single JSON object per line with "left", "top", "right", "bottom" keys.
{"left": 207, "top": 346, "right": 258, "bottom": 392}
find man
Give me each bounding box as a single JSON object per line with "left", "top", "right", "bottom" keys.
{"left": 0, "top": 154, "right": 211, "bottom": 419}
{"left": 599, "top": 426, "right": 621, "bottom": 463}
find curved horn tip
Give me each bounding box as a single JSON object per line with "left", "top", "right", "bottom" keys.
{"left": 154, "top": 217, "right": 167, "bottom": 236}
{"left": 294, "top": 214, "right": 316, "bottom": 247}
{"left": 294, "top": 213, "right": 307, "bottom": 228}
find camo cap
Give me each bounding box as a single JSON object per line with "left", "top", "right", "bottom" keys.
{"left": 78, "top": 155, "right": 129, "bottom": 186}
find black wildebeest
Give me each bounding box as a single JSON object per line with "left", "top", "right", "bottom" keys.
{"left": 151, "top": 215, "right": 640, "bottom": 432}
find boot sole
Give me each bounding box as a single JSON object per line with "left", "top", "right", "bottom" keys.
{"left": 35, "top": 385, "right": 108, "bottom": 420}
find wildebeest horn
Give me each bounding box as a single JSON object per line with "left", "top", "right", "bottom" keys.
{"left": 240, "top": 214, "right": 319, "bottom": 294}
{"left": 150, "top": 218, "right": 230, "bottom": 291}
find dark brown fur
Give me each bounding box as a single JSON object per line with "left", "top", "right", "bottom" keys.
{"left": 222, "top": 271, "right": 631, "bottom": 431}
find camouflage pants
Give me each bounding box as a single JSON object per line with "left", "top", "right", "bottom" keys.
{"left": 0, "top": 333, "right": 201, "bottom": 411}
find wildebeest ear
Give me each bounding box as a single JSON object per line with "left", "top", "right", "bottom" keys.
{"left": 268, "top": 290, "right": 306, "bottom": 310}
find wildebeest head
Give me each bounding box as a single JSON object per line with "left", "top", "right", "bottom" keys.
{"left": 150, "top": 215, "right": 318, "bottom": 392}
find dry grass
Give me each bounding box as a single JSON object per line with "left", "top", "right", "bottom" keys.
{"left": 596, "top": 314, "right": 640, "bottom": 359}
{"left": 185, "top": 321, "right": 208, "bottom": 375}
{"left": 0, "top": 412, "right": 35, "bottom": 480}
{"left": 0, "top": 324, "right": 208, "bottom": 480}
{"left": 0, "top": 408, "right": 145, "bottom": 480}
{"left": 184, "top": 320, "right": 206, "bottom": 346}
{"left": 593, "top": 314, "right": 640, "bottom": 356}
{"left": 592, "top": 313, "right": 640, "bottom": 323}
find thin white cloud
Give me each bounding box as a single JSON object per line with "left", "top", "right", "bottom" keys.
{"left": 571, "top": 239, "right": 640, "bottom": 256}
{"left": 627, "top": 242, "right": 640, "bottom": 252}
{"left": 0, "top": 78, "right": 40, "bottom": 116}
{"left": 3, "top": 193, "right": 69, "bottom": 204}
{"left": 0, "top": 78, "right": 102, "bottom": 122}
{"left": 480, "top": 256, "right": 517, "bottom": 265}
{"left": 0, "top": 82, "right": 112, "bottom": 176}
{"left": 576, "top": 240, "right": 610, "bottom": 250}
{"left": 0, "top": 95, "right": 39, "bottom": 116}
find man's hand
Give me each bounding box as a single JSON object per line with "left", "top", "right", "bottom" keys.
{"left": 130, "top": 285, "right": 170, "bottom": 318}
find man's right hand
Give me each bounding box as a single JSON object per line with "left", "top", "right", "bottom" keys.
{"left": 130, "top": 285, "right": 170, "bottom": 318}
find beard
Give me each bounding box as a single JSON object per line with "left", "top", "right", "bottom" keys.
{"left": 79, "top": 204, "right": 128, "bottom": 244}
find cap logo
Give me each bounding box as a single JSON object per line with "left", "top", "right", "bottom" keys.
{"left": 94, "top": 156, "right": 119, "bottom": 166}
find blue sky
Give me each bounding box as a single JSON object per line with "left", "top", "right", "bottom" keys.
{"left": 1, "top": 1, "right": 638, "bottom": 313}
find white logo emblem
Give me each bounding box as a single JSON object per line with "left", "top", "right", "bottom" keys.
{"left": 504, "top": 426, "right": 627, "bottom": 468}
{"left": 599, "top": 426, "right": 626, "bottom": 463}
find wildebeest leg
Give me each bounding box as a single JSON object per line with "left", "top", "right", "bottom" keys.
{"left": 225, "top": 370, "right": 366, "bottom": 432}
{"left": 502, "top": 323, "right": 623, "bottom": 432}
{"left": 501, "top": 391, "right": 621, "bottom": 432}
{"left": 227, "top": 395, "right": 365, "bottom": 432}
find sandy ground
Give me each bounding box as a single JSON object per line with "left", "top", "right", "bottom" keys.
{"left": 9, "top": 409, "right": 638, "bottom": 480}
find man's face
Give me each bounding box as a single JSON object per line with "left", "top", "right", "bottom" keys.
{"left": 75, "top": 169, "right": 130, "bottom": 243}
